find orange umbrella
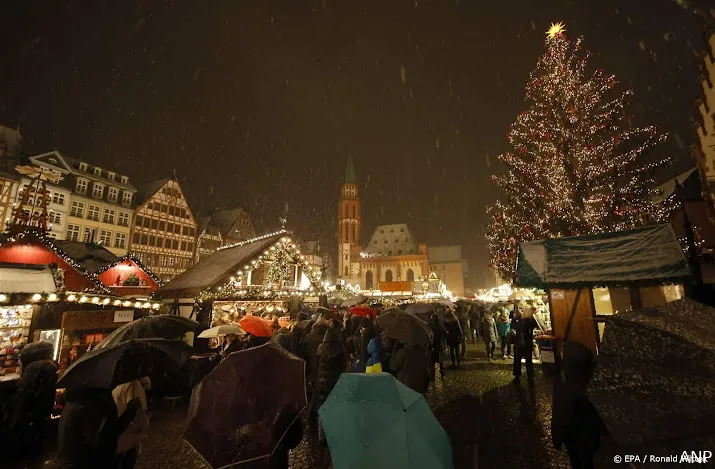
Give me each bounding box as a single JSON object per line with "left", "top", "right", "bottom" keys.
{"left": 239, "top": 315, "right": 274, "bottom": 338}
{"left": 349, "top": 305, "right": 376, "bottom": 319}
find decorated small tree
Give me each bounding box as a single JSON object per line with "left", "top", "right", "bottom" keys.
{"left": 123, "top": 273, "right": 140, "bottom": 286}
{"left": 487, "top": 22, "right": 670, "bottom": 281}
{"left": 266, "top": 243, "right": 292, "bottom": 288}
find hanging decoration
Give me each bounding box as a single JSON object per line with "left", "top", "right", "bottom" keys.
{"left": 266, "top": 242, "right": 291, "bottom": 287}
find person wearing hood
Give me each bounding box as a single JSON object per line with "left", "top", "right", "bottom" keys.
{"left": 112, "top": 377, "right": 151, "bottom": 469}
{"left": 305, "top": 311, "right": 332, "bottom": 393}
{"left": 310, "top": 325, "right": 346, "bottom": 435}
{"left": 390, "top": 343, "right": 430, "bottom": 394}
{"left": 428, "top": 313, "right": 447, "bottom": 379}
{"left": 481, "top": 311, "right": 499, "bottom": 361}
{"left": 552, "top": 342, "right": 609, "bottom": 469}
{"left": 443, "top": 312, "right": 463, "bottom": 369}
{"left": 4, "top": 342, "right": 58, "bottom": 458}
{"left": 58, "top": 388, "right": 141, "bottom": 469}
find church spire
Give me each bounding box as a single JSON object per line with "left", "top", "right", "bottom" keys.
{"left": 345, "top": 155, "right": 356, "bottom": 184}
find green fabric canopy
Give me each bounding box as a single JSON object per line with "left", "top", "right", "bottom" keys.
{"left": 514, "top": 224, "right": 691, "bottom": 289}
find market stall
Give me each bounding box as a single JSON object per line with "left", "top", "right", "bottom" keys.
{"left": 514, "top": 224, "right": 691, "bottom": 354}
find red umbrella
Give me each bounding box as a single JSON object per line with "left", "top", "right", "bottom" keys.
{"left": 239, "top": 315, "right": 273, "bottom": 337}
{"left": 350, "top": 305, "right": 376, "bottom": 319}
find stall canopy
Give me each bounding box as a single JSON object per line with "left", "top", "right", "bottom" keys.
{"left": 157, "top": 231, "right": 287, "bottom": 298}
{"left": 514, "top": 224, "right": 691, "bottom": 289}
{"left": 0, "top": 263, "right": 57, "bottom": 293}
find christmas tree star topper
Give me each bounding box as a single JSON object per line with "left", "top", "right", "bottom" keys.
{"left": 546, "top": 22, "right": 566, "bottom": 38}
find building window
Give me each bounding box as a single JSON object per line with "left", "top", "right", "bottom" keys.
{"left": 133, "top": 233, "right": 140, "bottom": 244}
{"left": 159, "top": 221, "right": 165, "bottom": 231}
{"left": 91, "top": 183, "right": 104, "bottom": 199}
{"left": 141, "top": 234, "right": 148, "bottom": 245}
{"left": 118, "top": 212, "right": 129, "bottom": 227}
{"left": 66, "top": 224, "right": 81, "bottom": 241}
{"left": 121, "top": 192, "right": 132, "bottom": 206}
{"left": 353, "top": 224, "right": 357, "bottom": 241}
{"left": 115, "top": 232, "right": 127, "bottom": 249}
{"left": 87, "top": 205, "right": 100, "bottom": 221}
{"left": 344, "top": 266, "right": 349, "bottom": 276}
{"left": 167, "top": 223, "right": 174, "bottom": 233}
{"left": 103, "top": 209, "right": 116, "bottom": 224}
{"left": 189, "top": 227, "right": 195, "bottom": 236}
{"left": 76, "top": 179, "right": 88, "bottom": 194}
{"left": 172, "top": 240, "right": 179, "bottom": 249}
{"left": 181, "top": 241, "right": 187, "bottom": 251}
{"left": 344, "top": 224, "right": 348, "bottom": 241}
{"left": 174, "top": 224, "right": 181, "bottom": 234}
{"left": 161, "top": 204, "right": 168, "bottom": 213}
{"left": 169, "top": 206, "right": 175, "bottom": 216}
{"left": 149, "top": 236, "right": 156, "bottom": 246}
{"left": 70, "top": 201, "right": 85, "bottom": 217}
{"left": 143, "top": 217, "right": 150, "bottom": 228}
{"left": 151, "top": 219, "right": 158, "bottom": 229}
{"left": 385, "top": 269, "right": 393, "bottom": 282}
{"left": 48, "top": 212, "right": 61, "bottom": 224}
{"left": 83, "top": 227, "right": 96, "bottom": 243}
{"left": 93, "top": 167, "right": 102, "bottom": 176}
{"left": 365, "top": 271, "right": 374, "bottom": 289}
{"left": 79, "top": 162, "right": 88, "bottom": 171}
{"left": 52, "top": 193, "right": 65, "bottom": 205}
{"left": 121, "top": 176, "right": 128, "bottom": 184}
{"left": 407, "top": 269, "right": 415, "bottom": 282}
{"left": 108, "top": 187, "right": 118, "bottom": 202}
{"left": 188, "top": 242, "right": 194, "bottom": 252}
{"left": 99, "top": 230, "right": 112, "bottom": 245}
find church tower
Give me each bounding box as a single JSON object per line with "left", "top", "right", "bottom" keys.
{"left": 338, "top": 156, "right": 360, "bottom": 280}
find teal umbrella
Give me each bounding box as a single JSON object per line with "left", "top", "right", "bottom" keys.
{"left": 318, "top": 373, "right": 452, "bottom": 469}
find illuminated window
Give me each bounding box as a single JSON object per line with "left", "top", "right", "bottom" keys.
{"left": 114, "top": 232, "right": 127, "bottom": 249}
{"left": 91, "top": 183, "right": 104, "bottom": 199}
{"left": 365, "top": 271, "right": 373, "bottom": 289}
{"left": 76, "top": 179, "right": 88, "bottom": 194}
{"left": 108, "top": 187, "right": 118, "bottom": 202}
{"left": 407, "top": 269, "right": 415, "bottom": 282}
{"left": 385, "top": 270, "right": 393, "bottom": 282}
{"left": 99, "top": 230, "right": 112, "bottom": 245}
{"left": 87, "top": 205, "right": 100, "bottom": 221}
{"left": 103, "top": 209, "right": 116, "bottom": 224}
{"left": 118, "top": 212, "right": 129, "bottom": 227}
{"left": 66, "top": 224, "right": 81, "bottom": 241}
{"left": 52, "top": 193, "right": 65, "bottom": 205}
{"left": 70, "top": 201, "right": 85, "bottom": 217}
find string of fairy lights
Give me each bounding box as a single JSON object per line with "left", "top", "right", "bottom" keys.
{"left": 197, "top": 231, "right": 325, "bottom": 301}
{"left": 487, "top": 22, "right": 673, "bottom": 281}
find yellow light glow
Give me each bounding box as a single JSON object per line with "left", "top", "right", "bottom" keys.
{"left": 152, "top": 303, "right": 160, "bottom": 310}
{"left": 32, "top": 293, "right": 42, "bottom": 301}
{"left": 142, "top": 302, "right": 151, "bottom": 309}
{"left": 102, "top": 298, "right": 110, "bottom": 305}
{"left": 91, "top": 297, "right": 100, "bottom": 304}
{"left": 134, "top": 302, "right": 142, "bottom": 308}
{"left": 0, "top": 294, "right": 6, "bottom": 302}
{"left": 113, "top": 299, "right": 122, "bottom": 306}
{"left": 546, "top": 22, "right": 566, "bottom": 38}
{"left": 123, "top": 300, "right": 131, "bottom": 307}
{"left": 67, "top": 294, "right": 76, "bottom": 302}
{"left": 48, "top": 293, "right": 58, "bottom": 301}
{"left": 79, "top": 296, "right": 88, "bottom": 303}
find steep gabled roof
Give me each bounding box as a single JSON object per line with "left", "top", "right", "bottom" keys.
{"left": 210, "top": 208, "right": 254, "bottom": 239}
{"left": 134, "top": 177, "right": 171, "bottom": 206}
{"left": 95, "top": 253, "right": 163, "bottom": 287}
{"left": 29, "top": 151, "right": 73, "bottom": 174}
{"left": 52, "top": 240, "right": 119, "bottom": 274}
{"left": 157, "top": 231, "right": 287, "bottom": 297}
{"left": 365, "top": 223, "right": 419, "bottom": 256}
{"left": 653, "top": 167, "right": 699, "bottom": 203}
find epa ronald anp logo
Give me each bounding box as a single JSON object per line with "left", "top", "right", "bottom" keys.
{"left": 615, "top": 451, "right": 712, "bottom": 464}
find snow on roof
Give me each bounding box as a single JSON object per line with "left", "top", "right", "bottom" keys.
{"left": 652, "top": 167, "right": 698, "bottom": 203}
{"left": 514, "top": 224, "right": 691, "bottom": 289}
{"left": 364, "top": 224, "right": 418, "bottom": 256}
{"left": 0, "top": 263, "right": 57, "bottom": 293}
{"left": 157, "top": 231, "right": 286, "bottom": 297}
{"left": 53, "top": 240, "right": 119, "bottom": 274}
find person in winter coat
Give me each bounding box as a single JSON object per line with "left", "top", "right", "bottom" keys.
{"left": 512, "top": 308, "right": 538, "bottom": 380}
{"left": 468, "top": 304, "right": 481, "bottom": 343}
{"left": 221, "top": 334, "right": 243, "bottom": 359}
{"left": 390, "top": 343, "right": 430, "bottom": 394}
{"left": 304, "top": 311, "right": 332, "bottom": 392}
{"left": 112, "top": 378, "right": 151, "bottom": 469}
{"left": 366, "top": 333, "right": 384, "bottom": 373}
{"left": 443, "top": 313, "right": 462, "bottom": 369}
{"left": 273, "top": 326, "right": 293, "bottom": 352}
{"left": 4, "top": 342, "right": 58, "bottom": 458}
{"left": 309, "top": 326, "right": 346, "bottom": 424}
{"left": 481, "top": 312, "right": 499, "bottom": 361}
{"left": 496, "top": 310, "right": 512, "bottom": 359}
{"left": 552, "top": 342, "right": 609, "bottom": 469}
{"left": 355, "top": 318, "right": 376, "bottom": 372}
{"left": 429, "top": 313, "right": 447, "bottom": 379}
{"left": 456, "top": 305, "right": 470, "bottom": 359}
{"left": 244, "top": 334, "right": 270, "bottom": 349}
{"left": 58, "top": 388, "right": 141, "bottom": 469}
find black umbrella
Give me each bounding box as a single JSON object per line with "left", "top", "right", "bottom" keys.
{"left": 95, "top": 315, "right": 199, "bottom": 349}
{"left": 375, "top": 308, "right": 433, "bottom": 346}
{"left": 58, "top": 339, "right": 192, "bottom": 390}
{"left": 185, "top": 342, "right": 307, "bottom": 468}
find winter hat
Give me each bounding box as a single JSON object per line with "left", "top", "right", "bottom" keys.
{"left": 20, "top": 341, "right": 54, "bottom": 367}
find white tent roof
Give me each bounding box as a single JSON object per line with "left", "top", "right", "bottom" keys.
{"left": 0, "top": 264, "right": 57, "bottom": 293}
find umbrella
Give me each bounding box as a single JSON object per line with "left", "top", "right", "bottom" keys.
{"left": 58, "top": 339, "right": 191, "bottom": 390}
{"left": 405, "top": 303, "right": 436, "bottom": 316}
{"left": 319, "top": 373, "right": 452, "bottom": 469}
{"left": 239, "top": 315, "right": 273, "bottom": 337}
{"left": 340, "top": 294, "right": 367, "bottom": 308}
{"left": 375, "top": 309, "right": 432, "bottom": 346}
{"left": 95, "top": 315, "right": 199, "bottom": 349}
{"left": 185, "top": 342, "right": 307, "bottom": 469}
{"left": 349, "top": 305, "right": 376, "bottom": 319}
{"left": 197, "top": 324, "right": 245, "bottom": 339}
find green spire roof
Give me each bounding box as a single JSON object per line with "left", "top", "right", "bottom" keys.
{"left": 345, "top": 155, "right": 357, "bottom": 184}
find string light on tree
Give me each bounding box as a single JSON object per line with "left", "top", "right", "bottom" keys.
{"left": 487, "top": 22, "right": 670, "bottom": 281}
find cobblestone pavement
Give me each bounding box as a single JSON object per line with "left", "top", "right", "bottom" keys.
{"left": 11, "top": 345, "right": 573, "bottom": 469}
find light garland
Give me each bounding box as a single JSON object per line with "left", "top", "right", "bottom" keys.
{"left": 0, "top": 291, "right": 161, "bottom": 309}
{"left": 487, "top": 23, "right": 670, "bottom": 281}
{"left": 94, "top": 253, "right": 164, "bottom": 287}
{"left": 196, "top": 232, "right": 325, "bottom": 301}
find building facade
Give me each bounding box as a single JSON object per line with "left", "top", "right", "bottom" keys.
{"left": 0, "top": 172, "right": 19, "bottom": 230}
{"left": 56, "top": 154, "right": 136, "bottom": 255}
{"left": 129, "top": 176, "right": 198, "bottom": 282}
{"left": 694, "top": 30, "right": 715, "bottom": 213}
{"left": 195, "top": 208, "right": 256, "bottom": 263}
{"left": 336, "top": 159, "right": 430, "bottom": 291}
{"left": 427, "top": 245, "right": 466, "bottom": 297}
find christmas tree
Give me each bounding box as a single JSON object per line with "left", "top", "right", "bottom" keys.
{"left": 266, "top": 243, "right": 291, "bottom": 286}
{"left": 487, "top": 22, "right": 669, "bottom": 281}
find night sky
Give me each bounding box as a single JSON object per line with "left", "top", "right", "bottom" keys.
{"left": 0, "top": 0, "right": 712, "bottom": 287}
